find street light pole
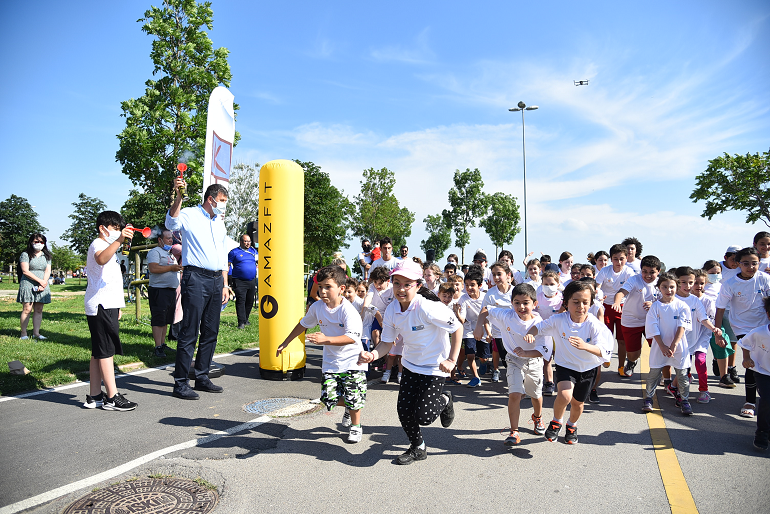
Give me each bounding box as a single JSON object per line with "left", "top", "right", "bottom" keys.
{"left": 509, "top": 101, "right": 538, "bottom": 258}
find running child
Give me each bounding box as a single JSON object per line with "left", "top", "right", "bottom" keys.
{"left": 423, "top": 263, "right": 443, "bottom": 294}
{"left": 362, "top": 266, "right": 397, "bottom": 382}
{"left": 622, "top": 237, "right": 643, "bottom": 274}
{"left": 82, "top": 211, "right": 138, "bottom": 411}
{"left": 590, "top": 251, "right": 610, "bottom": 275}
{"left": 564, "top": 263, "right": 581, "bottom": 287}
{"left": 498, "top": 250, "right": 522, "bottom": 285}
{"left": 715, "top": 247, "right": 770, "bottom": 418}
{"left": 537, "top": 269, "right": 563, "bottom": 396}
{"left": 522, "top": 259, "right": 542, "bottom": 287}
{"left": 277, "top": 265, "right": 367, "bottom": 443}
{"left": 525, "top": 280, "right": 613, "bottom": 444}
{"left": 558, "top": 252, "right": 574, "bottom": 284}
{"left": 596, "top": 243, "right": 636, "bottom": 377}
{"left": 690, "top": 269, "right": 718, "bottom": 403}
{"left": 481, "top": 261, "right": 515, "bottom": 383}
{"left": 439, "top": 282, "right": 463, "bottom": 384}
{"left": 457, "top": 269, "right": 486, "bottom": 388}
{"left": 358, "top": 259, "right": 462, "bottom": 464}
{"left": 476, "top": 283, "right": 551, "bottom": 445}
{"left": 737, "top": 297, "right": 770, "bottom": 450}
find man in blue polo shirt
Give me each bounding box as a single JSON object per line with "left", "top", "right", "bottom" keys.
{"left": 166, "top": 179, "right": 229, "bottom": 400}
{"left": 228, "top": 234, "right": 258, "bottom": 329}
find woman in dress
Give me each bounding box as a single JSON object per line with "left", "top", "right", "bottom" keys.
{"left": 18, "top": 233, "right": 52, "bottom": 340}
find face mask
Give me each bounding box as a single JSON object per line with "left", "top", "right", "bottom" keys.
{"left": 211, "top": 198, "right": 227, "bottom": 216}
{"left": 542, "top": 284, "right": 559, "bottom": 296}
{"left": 163, "top": 244, "right": 172, "bottom": 251}
{"left": 32, "top": 243, "right": 44, "bottom": 251}
{"left": 707, "top": 273, "right": 722, "bottom": 284}
{"left": 104, "top": 229, "right": 121, "bottom": 244}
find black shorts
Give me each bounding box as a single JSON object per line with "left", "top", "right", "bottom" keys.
{"left": 476, "top": 340, "right": 491, "bottom": 359}
{"left": 462, "top": 338, "right": 478, "bottom": 354}
{"left": 148, "top": 286, "right": 176, "bottom": 326}
{"left": 555, "top": 364, "right": 597, "bottom": 403}
{"left": 87, "top": 305, "right": 122, "bottom": 359}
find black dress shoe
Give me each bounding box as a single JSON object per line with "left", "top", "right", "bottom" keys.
{"left": 194, "top": 377, "right": 224, "bottom": 393}
{"left": 172, "top": 383, "right": 200, "bottom": 400}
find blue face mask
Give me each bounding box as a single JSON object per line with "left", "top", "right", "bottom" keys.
{"left": 163, "top": 244, "right": 172, "bottom": 251}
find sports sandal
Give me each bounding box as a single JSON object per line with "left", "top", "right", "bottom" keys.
{"left": 740, "top": 403, "right": 756, "bottom": 418}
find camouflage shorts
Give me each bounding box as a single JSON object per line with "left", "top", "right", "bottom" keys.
{"left": 321, "top": 370, "right": 367, "bottom": 411}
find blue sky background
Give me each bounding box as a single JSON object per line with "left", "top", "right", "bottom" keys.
{"left": 2, "top": 1, "right": 769, "bottom": 270}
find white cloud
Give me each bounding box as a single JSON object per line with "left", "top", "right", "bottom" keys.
{"left": 370, "top": 27, "right": 435, "bottom": 65}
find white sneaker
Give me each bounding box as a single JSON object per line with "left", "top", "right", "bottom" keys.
{"left": 341, "top": 409, "right": 351, "bottom": 428}
{"left": 34, "top": 335, "right": 47, "bottom": 341}
{"left": 347, "top": 425, "right": 363, "bottom": 443}
{"left": 397, "top": 372, "right": 402, "bottom": 384}
{"left": 697, "top": 391, "right": 711, "bottom": 404}
{"left": 381, "top": 369, "right": 391, "bottom": 383}
{"left": 20, "top": 336, "right": 29, "bottom": 340}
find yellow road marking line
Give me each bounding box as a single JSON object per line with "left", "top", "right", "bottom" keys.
{"left": 640, "top": 343, "right": 699, "bottom": 514}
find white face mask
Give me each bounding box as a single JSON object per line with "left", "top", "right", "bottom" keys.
{"left": 104, "top": 229, "right": 121, "bottom": 244}
{"left": 211, "top": 198, "right": 227, "bottom": 216}
{"left": 707, "top": 273, "right": 722, "bottom": 284}
{"left": 542, "top": 284, "right": 559, "bottom": 296}
{"left": 32, "top": 243, "right": 44, "bottom": 251}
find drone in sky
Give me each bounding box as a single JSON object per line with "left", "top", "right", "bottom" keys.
{"left": 574, "top": 80, "right": 589, "bottom": 86}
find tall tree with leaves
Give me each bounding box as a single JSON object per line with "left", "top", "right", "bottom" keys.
{"left": 0, "top": 195, "right": 46, "bottom": 269}
{"left": 350, "top": 167, "right": 415, "bottom": 248}
{"left": 225, "top": 162, "right": 260, "bottom": 240}
{"left": 61, "top": 193, "right": 107, "bottom": 256}
{"left": 690, "top": 149, "right": 770, "bottom": 227}
{"left": 480, "top": 192, "right": 521, "bottom": 257}
{"left": 115, "top": 0, "right": 238, "bottom": 231}
{"left": 296, "top": 160, "right": 352, "bottom": 267}
{"left": 50, "top": 242, "right": 84, "bottom": 273}
{"left": 420, "top": 214, "right": 452, "bottom": 261}
{"left": 442, "top": 168, "right": 488, "bottom": 263}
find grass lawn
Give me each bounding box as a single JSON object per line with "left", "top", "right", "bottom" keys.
{"left": 0, "top": 281, "right": 88, "bottom": 293}
{"left": 0, "top": 293, "right": 260, "bottom": 396}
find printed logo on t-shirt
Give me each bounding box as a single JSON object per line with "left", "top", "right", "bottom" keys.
{"left": 339, "top": 323, "right": 344, "bottom": 327}
{"left": 412, "top": 325, "right": 425, "bottom": 331}
{"left": 586, "top": 337, "right": 592, "bottom": 343}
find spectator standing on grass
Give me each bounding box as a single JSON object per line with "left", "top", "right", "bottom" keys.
{"left": 147, "top": 229, "right": 182, "bottom": 357}
{"left": 18, "top": 233, "right": 52, "bottom": 340}
{"left": 370, "top": 237, "right": 401, "bottom": 272}
{"left": 228, "top": 233, "right": 258, "bottom": 329}
{"left": 358, "top": 239, "right": 373, "bottom": 280}
{"left": 166, "top": 177, "right": 229, "bottom": 400}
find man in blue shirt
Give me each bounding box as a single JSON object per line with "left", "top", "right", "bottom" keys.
{"left": 166, "top": 179, "right": 229, "bottom": 400}
{"left": 228, "top": 234, "right": 258, "bottom": 329}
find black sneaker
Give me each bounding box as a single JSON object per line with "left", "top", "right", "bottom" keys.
{"left": 542, "top": 381, "right": 556, "bottom": 396}
{"left": 719, "top": 374, "right": 736, "bottom": 388}
{"left": 440, "top": 391, "right": 455, "bottom": 428}
{"left": 194, "top": 377, "right": 224, "bottom": 393}
{"left": 396, "top": 445, "right": 428, "bottom": 465}
{"left": 544, "top": 420, "right": 562, "bottom": 442}
{"left": 564, "top": 424, "right": 578, "bottom": 444}
{"left": 154, "top": 345, "right": 166, "bottom": 358}
{"left": 681, "top": 400, "right": 693, "bottom": 416}
{"left": 754, "top": 431, "right": 769, "bottom": 451}
{"left": 712, "top": 359, "right": 720, "bottom": 378}
{"left": 728, "top": 366, "right": 741, "bottom": 384}
{"left": 102, "top": 393, "right": 137, "bottom": 411}
{"left": 83, "top": 391, "right": 105, "bottom": 409}
{"left": 172, "top": 383, "right": 200, "bottom": 400}
{"left": 588, "top": 389, "right": 599, "bottom": 403}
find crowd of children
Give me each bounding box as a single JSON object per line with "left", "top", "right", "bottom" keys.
{"left": 284, "top": 234, "right": 770, "bottom": 461}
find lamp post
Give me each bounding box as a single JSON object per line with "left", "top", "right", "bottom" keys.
{"left": 508, "top": 101, "right": 538, "bottom": 257}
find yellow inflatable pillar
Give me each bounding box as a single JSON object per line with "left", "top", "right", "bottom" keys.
{"left": 258, "top": 160, "right": 305, "bottom": 380}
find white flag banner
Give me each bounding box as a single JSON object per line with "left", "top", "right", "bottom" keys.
{"left": 201, "top": 86, "right": 235, "bottom": 202}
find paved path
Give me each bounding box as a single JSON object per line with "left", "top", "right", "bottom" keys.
{"left": 0, "top": 345, "right": 767, "bottom": 514}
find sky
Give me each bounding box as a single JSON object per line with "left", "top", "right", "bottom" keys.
{"left": 2, "top": 0, "right": 769, "bottom": 271}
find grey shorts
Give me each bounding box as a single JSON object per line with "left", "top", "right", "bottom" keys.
{"left": 506, "top": 354, "right": 544, "bottom": 397}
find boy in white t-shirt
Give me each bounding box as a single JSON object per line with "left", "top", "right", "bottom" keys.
{"left": 596, "top": 243, "right": 636, "bottom": 377}
{"left": 525, "top": 281, "right": 613, "bottom": 444}
{"left": 536, "top": 269, "right": 563, "bottom": 396}
{"left": 622, "top": 236, "right": 643, "bottom": 274}
{"left": 362, "top": 266, "right": 397, "bottom": 382}
{"left": 82, "top": 211, "right": 138, "bottom": 412}
{"left": 277, "top": 266, "right": 367, "bottom": 443}
{"left": 476, "top": 283, "right": 551, "bottom": 445}
{"left": 691, "top": 269, "right": 718, "bottom": 403}
{"left": 457, "top": 269, "right": 486, "bottom": 388}
{"left": 737, "top": 296, "right": 770, "bottom": 450}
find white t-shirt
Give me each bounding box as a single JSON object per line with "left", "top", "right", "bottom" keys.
{"left": 738, "top": 325, "right": 770, "bottom": 376}
{"left": 626, "top": 260, "right": 641, "bottom": 273}
{"left": 512, "top": 270, "right": 525, "bottom": 285}
{"left": 536, "top": 288, "right": 563, "bottom": 321}
{"left": 535, "top": 312, "right": 613, "bottom": 372}
{"left": 759, "top": 256, "right": 770, "bottom": 273}
{"left": 381, "top": 295, "right": 462, "bottom": 377}
{"left": 704, "top": 282, "right": 721, "bottom": 301}
{"left": 645, "top": 298, "right": 691, "bottom": 369}
{"left": 367, "top": 282, "right": 397, "bottom": 314}
{"left": 558, "top": 270, "right": 570, "bottom": 284}
{"left": 300, "top": 300, "right": 366, "bottom": 373}
{"left": 716, "top": 273, "right": 770, "bottom": 336}
{"left": 522, "top": 275, "right": 542, "bottom": 288}
{"left": 720, "top": 262, "right": 740, "bottom": 284}
{"left": 370, "top": 256, "right": 401, "bottom": 272}
{"left": 620, "top": 274, "right": 660, "bottom": 327}
{"left": 482, "top": 283, "right": 514, "bottom": 337}
{"left": 459, "top": 292, "right": 486, "bottom": 339}
{"left": 352, "top": 296, "right": 375, "bottom": 341}
{"left": 480, "top": 267, "right": 494, "bottom": 292}
{"left": 84, "top": 238, "right": 126, "bottom": 316}
{"left": 676, "top": 294, "right": 709, "bottom": 354}
{"left": 692, "top": 294, "right": 716, "bottom": 354}
{"left": 596, "top": 265, "right": 636, "bottom": 306}
{"left": 487, "top": 307, "right": 551, "bottom": 359}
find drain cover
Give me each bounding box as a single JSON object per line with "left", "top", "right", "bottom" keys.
{"left": 243, "top": 397, "right": 304, "bottom": 415}
{"left": 63, "top": 478, "right": 218, "bottom": 514}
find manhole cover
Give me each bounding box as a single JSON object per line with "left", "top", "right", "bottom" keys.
{"left": 63, "top": 478, "right": 218, "bottom": 514}
{"left": 243, "top": 397, "right": 304, "bottom": 415}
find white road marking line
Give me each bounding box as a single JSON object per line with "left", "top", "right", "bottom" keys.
{"left": 0, "top": 415, "right": 271, "bottom": 514}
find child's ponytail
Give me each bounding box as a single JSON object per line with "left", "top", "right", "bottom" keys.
{"left": 416, "top": 286, "right": 441, "bottom": 302}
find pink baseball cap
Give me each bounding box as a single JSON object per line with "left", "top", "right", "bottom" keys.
{"left": 390, "top": 259, "right": 423, "bottom": 281}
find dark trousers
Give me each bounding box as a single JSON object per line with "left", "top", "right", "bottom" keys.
{"left": 232, "top": 276, "right": 256, "bottom": 326}
{"left": 397, "top": 368, "right": 447, "bottom": 448}
{"left": 755, "top": 371, "right": 769, "bottom": 436}
{"left": 173, "top": 267, "right": 223, "bottom": 386}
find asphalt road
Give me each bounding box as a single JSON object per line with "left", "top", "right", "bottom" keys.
{"left": 1, "top": 345, "right": 768, "bottom": 514}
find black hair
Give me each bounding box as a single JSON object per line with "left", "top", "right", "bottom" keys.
{"left": 489, "top": 260, "right": 512, "bottom": 275}
{"left": 540, "top": 254, "right": 551, "bottom": 264}
{"left": 204, "top": 183, "right": 228, "bottom": 201}
{"left": 579, "top": 263, "right": 594, "bottom": 275}
{"left": 674, "top": 266, "right": 695, "bottom": 278}
{"left": 527, "top": 258, "right": 541, "bottom": 268}
{"left": 764, "top": 296, "right": 770, "bottom": 317}
{"left": 570, "top": 263, "right": 582, "bottom": 271}
{"left": 370, "top": 266, "right": 390, "bottom": 283}
{"left": 498, "top": 249, "right": 514, "bottom": 262}
{"left": 438, "top": 282, "right": 456, "bottom": 295}
{"left": 640, "top": 255, "right": 661, "bottom": 271}
{"left": 96, "top": 210, "right": 126, "bottom": 232}
{"left": 464, "top": 269, "right": 483, "bottom": 286}
{"left": 379, "top": 236, "right": 392, "bottom": 247}
{"left": 416, "top": 286, "right": 441, "bottom": 302}
{"left": 578, "top": 276, "right": 599, "bottom": 291}
{"left": 316, "top": 265, "right": 348, "bottom": 286}
{"left": 609, "top": 243, "right": 628, "bottom": 257}
{"left": 444, "top": 262, "right": 457, "bottom": 272}
{"left": 563, "top": 279, "right": 595, "bottom": 304}
{"left": 345, "top": 277, "right": 358, "bottom": 289}
{"left": 736, "top": 247, "right": 759, "bottom": 263}
{"left": 511, "top": 283, "right": 537, "bottom": 302}
{"left": 702, "top": 259, "right": 721, "bottom": 272}
{"left": 26, "top": 233, "right": 52, "bottom": 261}
{"left": 754, "top": 232, "right": 770, "bottom": 244}
{"left": 621, "top": 237, "right": 643, "bottom": 256}
{"left": 461, "top": 264, "right": 469, "bottom": 273}
{"left": 559, "top": 251, "right": 573, "bottom": 262}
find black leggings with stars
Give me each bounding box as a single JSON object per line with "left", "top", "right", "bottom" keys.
{"left": 397, "top": 367, "right": 449, "bottom": 448}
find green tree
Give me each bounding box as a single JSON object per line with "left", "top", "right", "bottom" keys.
{"left": 442, "top": 168, "right": 488, "bottom": 263}
{"left": 115, "top": 0, "right": 238, "bottom": 231}
{"left": 480, "top": 192, "right": 521, "bottom": 257}
{"left": 350, "top": 167, "right": 415, "bottom": 248}
{"left": 0, "top": 195, "right": 46, "bottom": 269}
{"left": 420, "top": 214, "right": 452, "bottom": 261}
{"left": 50, "top": 242, "right": 84, "bottom": 273}
{"left": 61, "top": 193, "right": 107, "bottom": 256}
{"left": 225, "top": 162, "right": 260, "bottom": 240}
{"left": 296, "top": 160, "right": 352, "bottom": 267}
{"left": 690, "top": 149, "right": 770, "bottom": 227}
